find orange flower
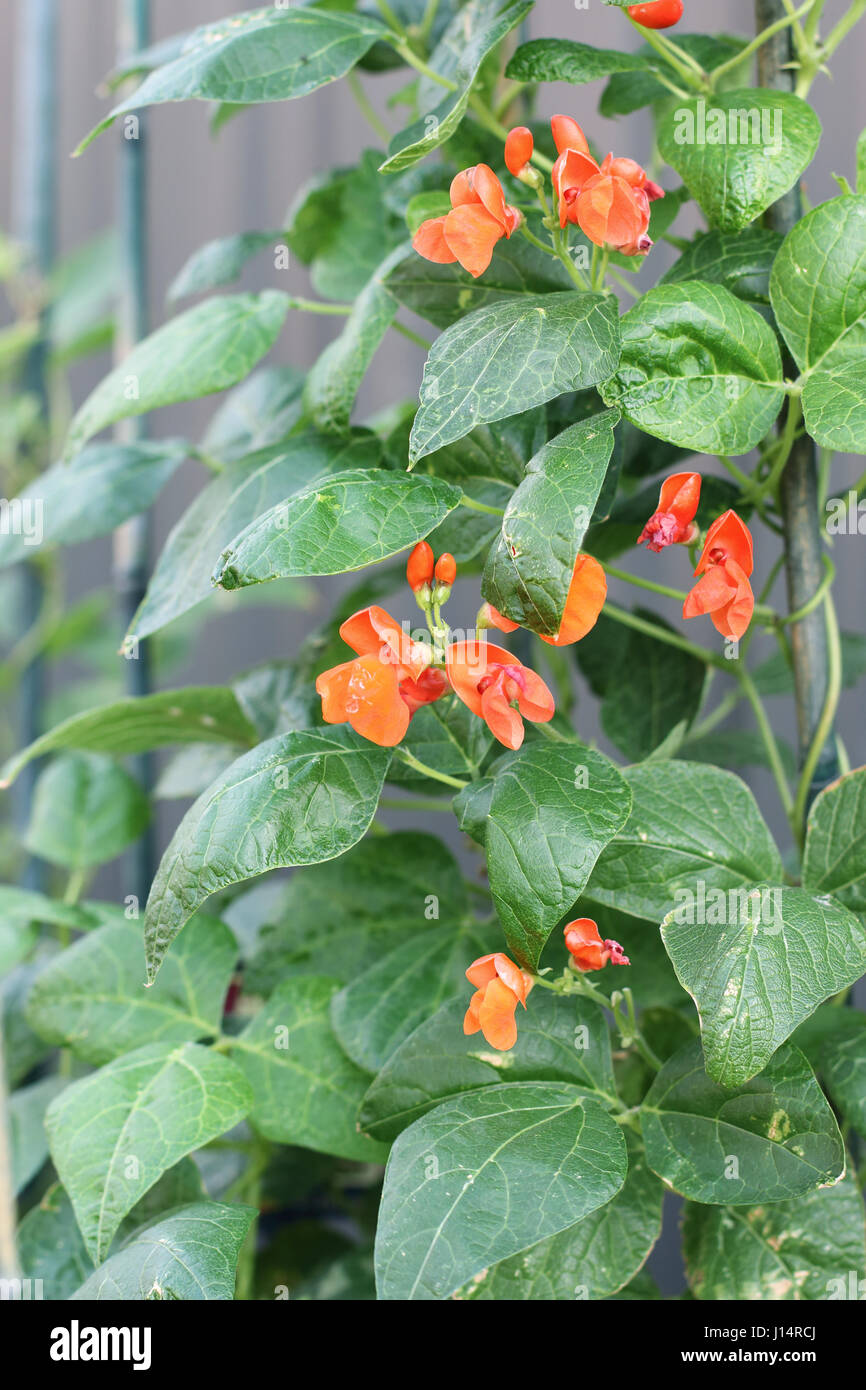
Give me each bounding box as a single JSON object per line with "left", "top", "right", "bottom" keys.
{"left": 412, "top": 164, "right": 522, "bottom": 279}
{"left": 539, "top": 554, "right": 607, "bottom": 646}
{"left": 637, "top": 471, "right": 702, "bottom": 552}
{"left": 550, "top": 118, "right": 663, "bottom": 254}
{"left": 316, "top": 605, "right": 445, "bottom": 746}
{"left": 564, "top": 919, "right": 630, "bottom": 973}
{"left": 683, "top": 511, "right": 755, "bottom": 641}
{"left": 479, "top": 555, "right": 605, "bottom": 648}
{"left": 446, "top": 640, "right": 554, "bottom": 749}
{"left": 464, "top": 952, "right": 534, "bottom": 1051}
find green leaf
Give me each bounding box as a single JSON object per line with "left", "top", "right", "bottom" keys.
{"left": 27, "top": 914, "right": 237, "bottom": 1065}
{"left": 65, "top": 292, "right": 289, "bottom": 458}
{"left": 0, "top": 440, "right": 187, "bottom": 568}
{"left": 658, "top": 91, "right": 821, "bottom": 232}
{"left": 466, "top": 742, "right": 632, "bottom": 971}
{"left": 505, "top": 38, "right": 650, "bottom": 85}
{"left": 127, "top": 429, "right": 381, "bottom": 643}
{"left": 287, "top": 150, "right": 402, "bottom": 302}
{"left": 481, "top": 411, "right": 618, "bottom": 635}
{"left": 230, "top": 976, "right": 387, "bottom": 1163}
{"left": 592, "top": 610, "right": 707, "bottom": 762}
{"left": 144, "top": 728, "right": 392, "bottom": 982}
{"left": 0, "top": 884, "right": 100, "bottom": 934}
{"left": 661, "top": 885, "right": 866, "bottom": 1087}
{"left": 770, "top": 196, "right": 866, "bottom": 452}
{"left": 214, "top": 469, "right": 463, "bottom": 589}
{"left": 380, "top": 0, "right": 532, "bottom": 173}
{"left": 375, "top": 1083, "right": 627, "bottom": 1299}
{"left": 641, "top": 1040, "right": 844, "bottom": 1204}
{"left": 803, "top": 766, "right": 866, "bottom": 913}
{"left": 71, "top": 1202, "right": 257, "bottom": 1300}
{"left": 463, "top": 1134, "right": 663, "bottom": 1300}
{"left": 304, "top": 247, "right": 404, "bottom": 431}
{"left": 46, "top": 1041, "right": 252, "bottom": 1262}
{"left": 389, "top": 694, "right": 493, "bottom": 787}
{"left": 600, "top": 282, "right": 785, "bottom": 455}
{"left": 244, "top": 830, "right": 468, "bottom": 992}
{"left": 18, "top": 1164, "right": 207, "bottom": 1298}
{"left": 17, "top": 1184, "right": 95, "bottom": 1299}
{"left": 802, "top": 1012, "right": 866, "bottom": 1139}
{"left": 858, "top": 127, "right": 866, "bottom": 195}
{"left": 360, "top": 992, "right": 616, "bottom": 1142}
{"left": 683, "top": 1168, "right": 866, "bottom": 1300}
{"left": 200, "top": 365, "right": 305, "bottom": 463}
{"left": 410, "top": 293, "right": 621, "bottom": 461}
{"left": 2, "top": 687, "right": 257, "bottom": 785}
{"left": 384, "top": 233, "right": 574, "bottom": 330}
{"left": 11, "top": 1076, "right": 65, "bottom": 1193}
{"left": 659, "top": 228, "right": 782, "bottom": 311}
{"left": 330, "top": 923, "right": 494, "bottom": 1073}
{"left": 77, "top": 8, "right": 389, "bottom": 152}
{"left": 584, "top": 761, "right": 783, "bottom": 921}
{"left": 24, "top": 753, "right": 150, "bottom": 870}
{"left": 168, "top": 231, "right": 285, "bottom": 302}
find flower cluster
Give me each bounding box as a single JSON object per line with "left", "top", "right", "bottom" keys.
{"left": 412, "top": 114, "right": 664, "bottom": 278}
{"left": 316, "top": 541, "right": 609, "bottom": 753}
{"left": 463, "top": 917, "right": 630, "bottom": 1052}
{"left": 638, "top": 472, "right": 755, "bottom": 641}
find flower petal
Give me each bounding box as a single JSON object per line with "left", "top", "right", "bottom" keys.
{"left": 443, "top": 203, "right": 504, "bottom": 278}
{"left": 477, "top": 976, "right": 520, "bottom": 1050}
{"left": 540, "top": 554, "right": 606, "bottom": 646}
{"left": 412, "top": 216, "right": 457, "bottom": 265}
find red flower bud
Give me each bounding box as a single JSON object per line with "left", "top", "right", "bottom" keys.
{"left": 627, "top": 0, "right": 684, "bottom": 29}
{"left": 434, "top": 552, "right": 457, "bottom": 585}
{"left": 406, "top": 540, "right": 434, "bottom": 592}
{"left": 504, "top": 126, "right": 534, "bottom": 178}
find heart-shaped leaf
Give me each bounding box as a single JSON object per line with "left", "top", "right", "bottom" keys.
{"left": 641, "top": 1040, "right": 844, "bottom": 1204}
{"left": 662, "top": 885, "right": 866, "bottom": 1086}
{"left": 375, "top": 1082, "right": 627, "bottom": 1299}
{"left": 600, "top": 282, "right": 785, "bottom": 455}
{"left": 658, "top": 91, "right": 821, "bottom": 231}
{"left": 144, "top": 728, "right": 392, "bottom": 981}
{"left": 410, "top": 293, "right": 621, "bottom": 461}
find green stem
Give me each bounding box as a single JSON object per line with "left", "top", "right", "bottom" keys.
{"left": 396, "top": 748, "right": 468, "bottom": 788}
{"left": 460, "top": 494, "right": 505, "bottom": 517}
{"left": 791, "top": 592, "right": 842, "bottom": 845}
{"left": 710, "top": 0, "right": 816, "bottom": 87}
{"left": 288, "top": 296, "right": 352, "bottom": 316}
{"left": 380, "top": 795, "right": 451, "bottom": 812}
{"left": 604, "top": 601, "right": 728, "bottom": 671}
{"left": 393, "top": 320, "right": 431, "bottom": 350}
{"left": 776, "top": 554, "right": 834, "bottom": 625}
{"left": 605, "top": 564, "right": 689, "bottom": 605}
{"left": 737, "top": 667, "right": 794, "bottom": 818}
{"left": 347, "top": 70, "right": 391, "bottom": 145}
{"left": 610, "top": 987, "right": 662, "bottom": 1073}
{"left": 628, "top": 16, "right": 708, "bottom": 89}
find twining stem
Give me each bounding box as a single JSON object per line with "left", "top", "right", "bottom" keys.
{"left": 756, "top": 0, "right": 838, "bottom": 826}
{"left": 738, "top": 667, "right": 795, "bottom": 818}
{"left": 792, "top": 592, "right": 842, "bottom": 844}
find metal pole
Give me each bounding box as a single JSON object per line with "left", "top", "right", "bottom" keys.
{"left": 755, "top": 0, "right": 838, "bottom": 814}
{"left": 113, "top": 0, "right": 154, "bottom": 904}
{"left": 11, "top": 0, "right": 58, "bottom": 892}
